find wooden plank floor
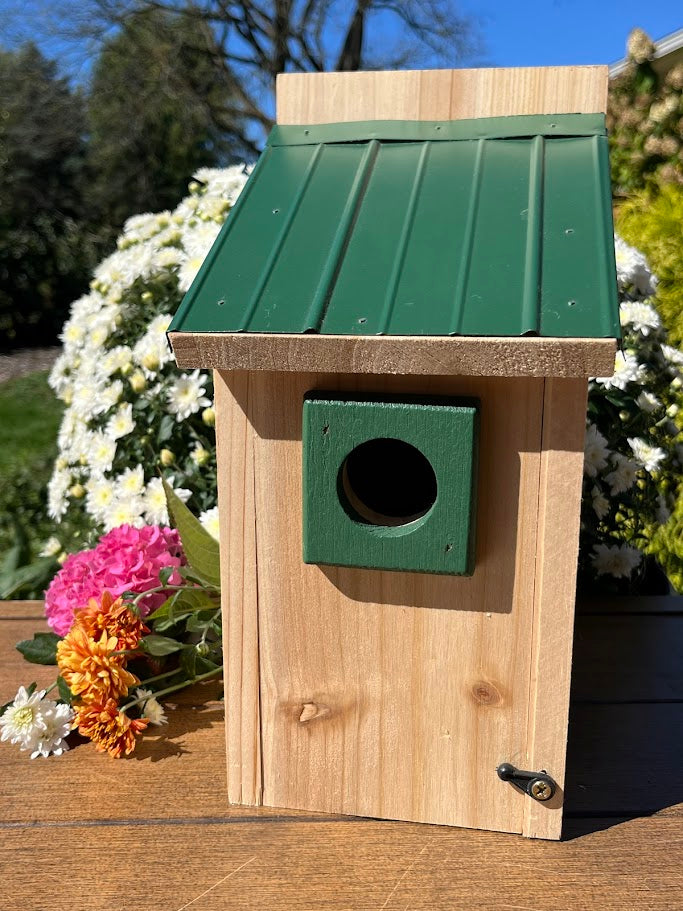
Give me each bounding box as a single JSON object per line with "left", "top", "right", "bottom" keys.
{"left": 1, "top": 598, "right": 681, "bottom": 910}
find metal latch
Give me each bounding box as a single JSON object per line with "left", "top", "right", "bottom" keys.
{"left": 496, "top": 763, "right": 556, "bottom": 801}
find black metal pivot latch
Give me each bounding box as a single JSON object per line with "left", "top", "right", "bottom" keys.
{"left": 496, "top": 763, "right": 556, "bottom": 802}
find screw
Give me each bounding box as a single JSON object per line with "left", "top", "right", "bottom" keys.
{"left": 530, "top": 779, "right": 553, "bottom": 801}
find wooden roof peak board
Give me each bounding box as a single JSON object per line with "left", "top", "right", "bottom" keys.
{"left": 169, "top": 113, "right": 620, "bottom": 367}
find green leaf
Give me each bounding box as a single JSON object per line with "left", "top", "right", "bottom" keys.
{"left": 141, "top": 634, "right": 183, "bottom": 656}
{"left": 185, "top": 611, "right": 217, "bottom": 633}
{"left": 162, "top": 480, "right": 221, "bottom": 587}
{"left": 57, "top": 676, "right": 73, "bottom": 705}
{"left": 158, "top": 566, "right": 175, "bottom": 586}
{"left": 16, "top": 632, "right": 61, "bottom": 665}
{"left": 147, "top": 588, "right": 214, "bottom": 622}
{"left": 180, "top": 645, "right": 197, "bottom": 678}
{"left": 157, "top": 414, "right": 175, "bottom": 444}
{"left": 0, "top": 557, "right": 57, "bottom": 600}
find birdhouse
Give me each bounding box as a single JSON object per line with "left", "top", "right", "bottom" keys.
{"left": 168, "top": 66, "right": 619, "bottom": 839}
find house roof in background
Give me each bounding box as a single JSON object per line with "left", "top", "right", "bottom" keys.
{"left": 169, "top": 114, "right": 620, "bottom": 342}
{"left": 610, "top": 27, "right": 683, "bottom": 77}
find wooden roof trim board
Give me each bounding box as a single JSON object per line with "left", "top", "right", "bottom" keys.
{"left": 169, "top": 332, "right": 617, "bottom": 378}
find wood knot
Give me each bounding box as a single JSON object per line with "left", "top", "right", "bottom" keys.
{"left": 299, "top": 702, "right": 331, "bottom": 723}
{"left": 470, "top": 681, "right": 504, "bottom": 706}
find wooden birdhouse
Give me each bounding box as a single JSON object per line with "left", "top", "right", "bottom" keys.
{"left": 168, "top": 65, "right": 620, "bottom": 839}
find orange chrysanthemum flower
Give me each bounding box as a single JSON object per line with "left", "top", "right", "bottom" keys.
{"left": 75, "top": 699, "right": 149, "bottom": 758}
{"left": 74, "top": 591, "right": 149, "bottom": 651}
{"left": 57, "top": 628, "right": 139, "bottom": 702}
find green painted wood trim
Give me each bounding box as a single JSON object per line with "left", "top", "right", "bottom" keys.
{"left": 268, "top": 114, "right": 607, "bottom": 147}
{"left": 302, "top": 392, "right": 479, "bottom": 576}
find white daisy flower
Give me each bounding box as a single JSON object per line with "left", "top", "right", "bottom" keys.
{"left": 115, "top": 465, "right": 145, "bottom": 497}
{"left": 166, "top": 370, "right": 211, "bottom": 421}
{"left": 660, "top": 343, "right": 683, "bottom": 367}
{"left": 613, "top": 235, "right": 655, "bottom": 295}
{"left": 40, "top": 536, "right": 62, "bottom": 557}
{"left": 604, "top": 454, "right": 639, "bottom": 494}
{"left": 101, "top": 493, "right": 146, "bottom": 531}
{"left": 199, "top": 506, "right": 220, "bottom": 540}
{"left": 627, "top": 437, "right": 666, "bottom": 473}
{"left": 0, "top": 687, "right": 48, "bottom": 747}
{"left": 88, "top": 433, "right": 117, "bottom": 474}
{"left": 106, "top": 403, "right": 135, "bottom": 440}
{"left": 135, "top": 689, "right": 168, "bottom": 727}
{"left": 619, "top": 301, "right": 661, "bottom": 336}
{"left": 594, "top": 350, "right": 646, "bottom": 391}
{"left": 26, "top": 702, "right": 74, "bottom": 759}
{"left": 584, "top": 424, "right": 610, "bottom": 478}
{"left": 636, "top": 391, "right": 661, "bottom": 413}
{"left": 591, "top": 543, "right": 642, "bottom": 579}
{"left": 143, "top": 478, "right": 169, "bottom": 525}
{"left": 591, "top": 485, "right": 610, "bottom": 520}
{"left": 86, "top": 476, "right": 117, "bottom": 521}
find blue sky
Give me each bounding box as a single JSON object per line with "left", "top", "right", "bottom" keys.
{"left": 477, "top": 1, "right": 680, "bottom": 68}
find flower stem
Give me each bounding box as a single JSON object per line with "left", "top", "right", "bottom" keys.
{"left": 136, "top": 668, "right": 183, "bottom": 688}
{"left": 121, "top": 667, "right": 222, "bottom": 713}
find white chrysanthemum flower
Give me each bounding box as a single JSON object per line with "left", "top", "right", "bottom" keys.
{"left": 47, "top": 468, "right": 72, "bottom": 519}
{"left": 584, "top": 424, "right": 610, "bottom": 478}
{"left": 200, "top": 505, "right": 220, "bottom": 540}
{"left": 135, "top": 689, "right": 168, "bottom": 726}
{"left": 177, "top": 254, "right": 205, "bottom": 292}
{"left": 613, "top": 235, "right": 655, "bottom": 295}
{"left": 166, "top": 370, "right": 211, "bottom": 421}
{"left": 182, "top": 220, "right": 222, "bottom": 259}
{"left": 660, "top": 343, "right": 683, "bottom": 367}
{"left": 591, "top": 543, "right": 642, "bottom": 578}
{"left": 594, "top": 350, "right": 646, "bottom": 391}
{"left": 116, "top": 465, "right": 145, "bottom": 498}
{"left": 143, "top": 478, "right": 169, "bottom": 525}
{"left": 88, "top": 433, "right": 117, "bottom": 474}
{"left": 591, "top": 485, "right": 609, "bottom": 520}
{"left": 106, "top": 403, "right": 135, "bottom": 440}
{"left": 628, "top": 437, "right": 666, "bottom": 473}
{"left": 40, "top": 536, "right": 62, "bottom": 557}
{"left": 152, "top": 247, "right": 184, "bottom": 270}
{"left": 101, "top": 493, "right": 146, "bottom": 531}
{"left": 0, "top": 687, "right": 48, "bottom": 747}
{"left": 86, "top": 476, "right": 117, "bottom": 521}
{"left": 101, "top": 345, "right": 133, "bottom": 377}
{"left": 636, "top": 391, "right": 661, "bottom": 413}
{"left": 166, "top": 477, "right": 192, "bottom": 503}
{"left": 604, "top": 453, "right": 639, "bottom": 494}
{"left": 619, "top": 301, "right": 661, "bottom": 336}
{"left": 133, "top": 313, "right": 174, "bottom": 376}
{"left": 193, "top": 164, "right": 250, "bottom": 202}
{"left": 27, "top": 702, "right": 74, "bottom": 759}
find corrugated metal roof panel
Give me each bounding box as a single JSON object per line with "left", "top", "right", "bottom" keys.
{"left": 170, "top": 115, "right": 620, "bottom": 340}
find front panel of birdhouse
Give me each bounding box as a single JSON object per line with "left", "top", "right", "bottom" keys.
{"left": 215, "top": 368, "right": 549, "bottom": 836}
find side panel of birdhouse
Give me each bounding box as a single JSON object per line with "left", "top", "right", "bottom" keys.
{"left": 218, "top": 369, "right": 547, "bottom": 835}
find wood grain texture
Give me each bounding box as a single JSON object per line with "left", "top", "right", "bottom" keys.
{"left": 170, "top": 332, "right": 618, "bottom": 379}
{"left": 3, "top": 817, "right": 681, "bottom": 911}
{"left": 2, "top": 604, "right": 683, "bottom": 909}
{"left": 235, "top": 370, "right": 544, "bottom": 833}
{"left": 523, "top": 378, "right": 589, "bottom": 839}
{"left": 214, "top": 370, "right": 262, "bottom": 806}
{"left": 276, "top": 66, "right": 609, "bottom": 124}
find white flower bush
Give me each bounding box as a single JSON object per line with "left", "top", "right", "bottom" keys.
{"left": 579, "top": 236, "right": 683, "bottom": 591}
{"left": 46, "top": 175, "right": 682, "bottom": 589}
{"left": 46, "top": 166, "right": 249, "bottom": 549}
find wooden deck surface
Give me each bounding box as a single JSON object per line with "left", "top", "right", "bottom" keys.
{"left": 1, "top": 597, "right": 681, "bottom": 910}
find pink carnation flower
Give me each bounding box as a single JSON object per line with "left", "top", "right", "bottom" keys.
{"left": 45, "top": 525, "right": 185, "bottom": 636}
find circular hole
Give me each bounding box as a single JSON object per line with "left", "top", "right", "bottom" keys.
{"left": 565, "top": 228, "right": 574, "bottom": 235}
{"left": 217, "top": 299, "right": 225, "bottom": 307}
{"left": 339, "top": 438, "right": 437, "bottom": 527}
{"left": 358, "top": 317, "right": 367, "bottom": 324}
{"left": 435, "top": 125, "right": 441, "bottom": 131}
{"left": 568, "top": 299, "right": 576, "bottom": 307}
{"left": 304, "top": 129, "right": 310, "bottom": 135}
{"left": 272, "top": 208, "right": 280, "bottom": 215}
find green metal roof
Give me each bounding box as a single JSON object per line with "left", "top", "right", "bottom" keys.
{"left": 170, "top": 114, "right": 620, "bottom": 339}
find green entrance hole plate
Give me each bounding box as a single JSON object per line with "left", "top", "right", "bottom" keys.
{"left": 302, "top": 392, "right": 480, "bottom": 575}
